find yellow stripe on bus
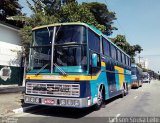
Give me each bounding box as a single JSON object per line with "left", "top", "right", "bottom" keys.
{"left": 114, "top": 66, "right": 124, "bottom": 89}
{"left": 26, "top": 71, "right": 101, "bottom": 81}
{"left": 101, "top": 62, "right": 106, "bottom": 67}
{"left": 26, "top": 62, "right": 106, "bottom": 81}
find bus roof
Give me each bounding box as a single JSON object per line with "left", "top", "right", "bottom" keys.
{"left": 32, "top": 22, "right": 130, "bottom": 58}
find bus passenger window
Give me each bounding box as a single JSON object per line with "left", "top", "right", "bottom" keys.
{"left": 102, "top": 38, "right": 110, "bottom": 56}
{"left": 111, "top": 45, "right": 117, "bottom": 60}
{"left": 88, "top": 29, "right": 100, "bottom": 53}
{"left": 122, "top": 53, "right": 125, "bottom": 64}
{"left": 126, "top": 56, "right": 128, "bottom": 65}
{"left": 117, "top": 50, "right": 122, "bottom": 62}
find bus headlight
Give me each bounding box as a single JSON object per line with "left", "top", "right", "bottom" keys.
{"left": 60, "top": 99, "right": 66, "bottom": 105}
{"left": 35, "top": 98, "right": 40, "bottom": 103}
{"left": 30, "top": 97, "right": 34, "bottom": 103}
{"left": 25, "top": 96, "right": 30, "bottom": 102}
{"left": 74, "top": 100, "right": 80, "bottom": 106}
{"left": 67, "top": 100, "right": 74, "bottom": 106}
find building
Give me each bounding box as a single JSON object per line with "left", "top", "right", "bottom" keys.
{"left": 138, "top": 57, "right": 149, "bottom": 69}
{"left": 0, "top": 21, "right": 23, "bottom": 85}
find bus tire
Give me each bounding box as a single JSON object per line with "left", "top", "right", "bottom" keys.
{"left": 121, "top": 89, "right": 124, "bottom": 98}
{"left": 121, "top": 82, "right": 128, "bottom": 97}
{"left": 94, "top": 86, "right": 105, "bottom": 110}
{"left": 124, "top": 83, "right": 129, "bottom": 96}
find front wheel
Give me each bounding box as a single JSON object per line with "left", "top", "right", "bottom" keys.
{"left": 94, "top": 89, "right": 104, "bottom": 110}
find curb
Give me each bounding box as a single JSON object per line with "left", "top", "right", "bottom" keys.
{"left": 12, "top": 105, "right": 38, "bottom": 114}
{"left": 0, "top": 86, "right": 25, "bottom": 94}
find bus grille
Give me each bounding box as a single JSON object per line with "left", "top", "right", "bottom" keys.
{"left": 26, "top": 83, "right": 80, "bottom": 97}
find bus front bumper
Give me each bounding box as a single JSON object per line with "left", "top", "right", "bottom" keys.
{"left": 24, "top": 95, "right": 92, "bottom": 108}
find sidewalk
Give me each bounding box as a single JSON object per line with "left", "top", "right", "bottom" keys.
{"left": 0, "top": 85, "right": 31, "bottom": 116}
{"left": 0, "top": 85, "right": 25, "bottom": 94}
{"left": 0, "top": 93, "right": 24, "bottom": 116}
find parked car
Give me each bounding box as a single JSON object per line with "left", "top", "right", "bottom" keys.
{"left": 143, "top": 72, "right": 150, "bottom": 83}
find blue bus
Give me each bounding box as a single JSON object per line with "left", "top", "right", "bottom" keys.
{"left": 131, "top": 64, "right": 143, "bottom": 88}
{"left": 24, "top": 22, "right": 131, "bottom": 109}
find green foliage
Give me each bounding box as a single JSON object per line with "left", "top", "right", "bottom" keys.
{"left": 82, "top": 2, "right": 117, "bottom": 35}
{"left": 18, "top": 0, "right": 117, "bottom": 54}
{"left": 60, "top": 2, "right": 99, "bottom": 26}
{"left": 0, "top": 0, "right": 23, "bottom": 27}
{"left": 19, "top": 26, "right": 32, "bottom": 56}
{"left": 111, "top": 35, "right": 143, "bottom": 62}
{"left": 8, "top": 0, "right": 142, "bottom": 62}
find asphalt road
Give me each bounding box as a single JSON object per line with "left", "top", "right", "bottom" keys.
{"left": 8, "top": 80, "right": 160, "bottom": 123}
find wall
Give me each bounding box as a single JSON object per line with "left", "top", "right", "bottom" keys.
{"left": 0, "top": 23, "right": 21, "bottom": 45}
{"left": 0, "top": 23, "right": 23, "bottom": 85}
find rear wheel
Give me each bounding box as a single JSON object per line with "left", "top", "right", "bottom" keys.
{"left": 124, "top": 83, "right": 129, "bottom": 96}
{"left": 121, "top": 82, "right": 128, "bottom": 97}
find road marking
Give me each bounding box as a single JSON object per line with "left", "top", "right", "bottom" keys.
{"left": 13, "top": 105, "right": 38, "bottom": 114}
{"left": 110, "top": 113, "right": 121, "bottom": 123}
{"left": 12, "top": 112, "right": 31, "bottom": 117}
{"left": 116, "top": 113, "right": 121, "bottom": 117}
{"left": 142, "top": 89, "right": 143, "bottom": 92}
{"left": 134, "top": 96, "right": 138, "bottom": 99}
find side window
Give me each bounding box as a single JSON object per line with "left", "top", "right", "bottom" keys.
{"left": 88, "top": 29, "right": 100, "bottom": 53}
{"left": 124, "top": 55, "right": 126, "bottom": 65}
{"left": 122, "top": 53, "right": 125, "bottom": 64}
{"left": 102, "top": 38, "right": 110, "bottom": 56}
{"left": 117, "top": 50, "right": 122, "bottom": 62}
{"left": 128, "top": 57, "right": 131, "bottom": 66}
{"left": 125, "top": 56, "right": 130, "bottom": 66}
{"left": 111, "top": 45, "right": 117, "bottom": 60}
{"left": 126, "top": 56, "right": 128, "bottom": 65}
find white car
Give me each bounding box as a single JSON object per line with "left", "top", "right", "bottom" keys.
{"left": 143, "top": 72, "right": 150, "bottom": 83}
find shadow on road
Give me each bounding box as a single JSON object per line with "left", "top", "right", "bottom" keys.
{"left": 24, "top": 106, "right": 94, "bottom": 118}
{"left": 21, "top": 95, "right": 122, "bottom": 118}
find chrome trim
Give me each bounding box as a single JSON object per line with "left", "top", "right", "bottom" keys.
{"left": 26, "top": 82, "right": 80, "bottom": 97}
{"left": 24, "top": 95, "right": 91, "bottom": 108}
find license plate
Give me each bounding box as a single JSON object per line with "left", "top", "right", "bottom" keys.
{"left": 42, "top": 98, "right": 56, "bottom": 105}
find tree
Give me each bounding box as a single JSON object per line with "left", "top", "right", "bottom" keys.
{"left": 60, "top": 2, "right": 99, "bottom": 26}
{"left": 82, "top": 2, "right": 117, "bottom": 35}
{"left": 111, "top": 35, "right": 143, "bottom": 62}
{"left": 15, "top": 0, "right": 117, "bottom": 52}
{"left": 0, "top": 0, "right": 23, "bottom": 27}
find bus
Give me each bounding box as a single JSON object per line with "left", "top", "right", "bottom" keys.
{"left": 131, "top": 64, "right": 143, "bottom": 88}
{"left": 24, "top": 22, "right": 131, "bottom": 109}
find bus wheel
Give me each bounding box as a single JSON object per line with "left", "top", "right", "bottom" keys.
{"left": 121, "top": 83, "right": 128, "bottom": 97}
{"left": 124, "top": 83, "right": 129, "bottom": 96}
{"left": 94, "top": 87, "right": 104, "bottom": 110}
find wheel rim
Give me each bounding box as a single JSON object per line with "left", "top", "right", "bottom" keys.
{"left": 97, "top": 90, "right": 103, "bottom": 106}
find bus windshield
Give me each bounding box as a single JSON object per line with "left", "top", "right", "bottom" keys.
{"left": 29, "top": 25, "right": 87, "bottom": 73}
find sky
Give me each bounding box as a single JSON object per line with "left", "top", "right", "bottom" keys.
{"left": 19, "top": 0, "right": 160, "bottom": 73}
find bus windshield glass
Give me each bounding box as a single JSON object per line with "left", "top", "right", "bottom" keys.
{"left": 55, "top": 25, "right": 86, "bottom": 44}
{"left": 53, "top": 25, "right": 87, "bottom": 73}
{"left": 29, "top": 25, "right": 87, "bottom": 73}
{"left": 29, "top": 27, "right": 53, "bottom": 71}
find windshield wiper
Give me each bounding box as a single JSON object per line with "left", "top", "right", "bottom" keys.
{"left": 53, "top": 63, "right": 68, "bottom": 76}
{"left": 35, "top": 64, "right": 48, "bottom": 76}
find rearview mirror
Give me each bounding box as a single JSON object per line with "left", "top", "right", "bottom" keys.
{"left": 91, "top": 53, "right": 98, "bottom": 67}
